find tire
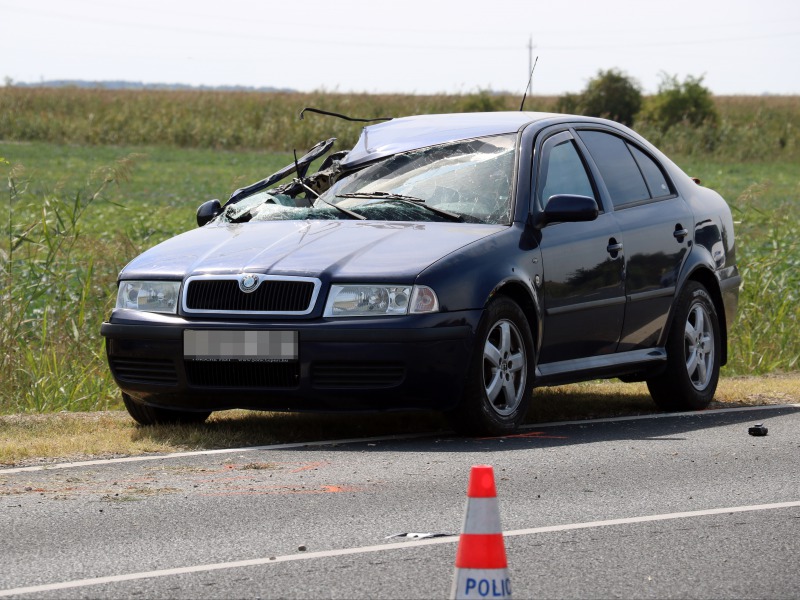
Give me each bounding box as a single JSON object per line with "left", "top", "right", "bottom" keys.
{"left": 647, "top": 281, "right": 721, "bottom": 411}
{"left": 447, "top": 297, "right": 535, "bottom": 436}
{"left": 122, "top": 393, "right": 211, "bottom": 426}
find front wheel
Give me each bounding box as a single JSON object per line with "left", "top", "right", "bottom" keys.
{"left": 647, "top": 282, "right": 721, "bottom": 411}
{"left": 447, "top": 297, "right": 535, "bottom": 436}
{"left": 122, "top": 393, "right": 211, "bottom": 426}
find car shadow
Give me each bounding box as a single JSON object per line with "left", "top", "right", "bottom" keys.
{"left": 130, "top": 390, "right": 799, "bottom": 454}
{"left": 280, "top": 404, "right": 800, "bottom": 454}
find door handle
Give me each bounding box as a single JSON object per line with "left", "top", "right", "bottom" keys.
{"left": 673, "top": 226, "right": 689, "bottom": 241}
{"left": 607, "top": 239, "right": 623, "bottom": 254}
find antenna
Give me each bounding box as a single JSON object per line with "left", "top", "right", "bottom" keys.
{"left": 519, "top": 55, "right": 539, "bottom": 112}
{"left": 292, "top": 149, "right": 301, "bottom": 175}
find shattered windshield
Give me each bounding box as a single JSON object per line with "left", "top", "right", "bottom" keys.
{"left": 218, "top": 133, "right": 517, "bottom": 225}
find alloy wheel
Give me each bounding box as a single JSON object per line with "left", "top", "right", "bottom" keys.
{"left": 684, "top": 302, "right": 715, "bottom": 390}
{"left": 482, "top": 319, "right": 527, "bottom": 416}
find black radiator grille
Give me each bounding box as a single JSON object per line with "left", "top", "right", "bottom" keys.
{"left": 311, "top": 362, "right": 405, "bottom": 389}
{"left": 185, "top": 360, "right": 299, "bottom": 388}
{"left": 111, "top": 358, "right": 178, "bottom": 385}
{"left": 184, "top": 279, "right": 316, "bottom": 313}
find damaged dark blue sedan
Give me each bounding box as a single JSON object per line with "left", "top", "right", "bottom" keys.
{"left": 101, "top": 112, "right": 740, "bottom": 435}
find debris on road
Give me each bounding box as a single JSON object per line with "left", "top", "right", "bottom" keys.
{"left": 385, "top": 532, "right": 454, "bottom": 540}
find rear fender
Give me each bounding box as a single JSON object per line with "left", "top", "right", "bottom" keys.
{"left": 662, "top": 245, "right": 729, "bottom": 365}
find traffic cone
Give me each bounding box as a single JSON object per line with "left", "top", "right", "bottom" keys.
{"left": 451, "top": 465, "right": 511, "bottom": 599}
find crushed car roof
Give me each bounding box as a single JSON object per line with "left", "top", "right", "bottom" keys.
{"left": 340, "top": 111, "right": 561, "bottom": 168}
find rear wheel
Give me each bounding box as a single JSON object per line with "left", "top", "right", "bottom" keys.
{"left": 122, "top": 393, "right": 211, "bottom": 426}
{"left": 647, "top": 281, "right": 720, "bottom": 411}
{"left": 447, "top": 297, "right": 534, "bottom": 436}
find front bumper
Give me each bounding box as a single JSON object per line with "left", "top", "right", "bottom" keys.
{"left": 101, "top": 309, "right": 480, "bottom": 413}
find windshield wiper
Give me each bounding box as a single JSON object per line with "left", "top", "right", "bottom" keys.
{"left": 335, "top": 192, "right": 463, "bottom": 222}
{"left": 318, "top": 196, "right": 366, "bottom": 220}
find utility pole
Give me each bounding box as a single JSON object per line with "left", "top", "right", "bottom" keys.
{"left": 527, "top": 35, "right": 537, "bottom": 87}
{"left": 528, "top": 35, "right": 533, "bottom": 78}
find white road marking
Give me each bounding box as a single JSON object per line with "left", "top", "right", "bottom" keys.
{"left": 1, "top": 500, "right": 798, "bottom": 597}
{"left": 2, "top": 403, "right": 797, "bottom": 475}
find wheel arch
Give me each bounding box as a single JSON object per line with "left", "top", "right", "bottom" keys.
{"left": 488, "top": 279, "right": 541, "bottom": 359}
{"left": 668, "top": 263, "right": 728, "bottom": 366}
{"left": 687, "top": 267, "right": 728, "bottom": 366}
{"left": 447, "top": 286, "right": 537, "bottom": 435}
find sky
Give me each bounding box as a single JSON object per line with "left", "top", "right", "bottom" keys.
{"left": 2, "top": 0, "right": 800, "bottom": 96}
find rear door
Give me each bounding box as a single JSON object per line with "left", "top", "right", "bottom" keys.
{"left": 575, "top": 129, "right": 692, "bottom": 351}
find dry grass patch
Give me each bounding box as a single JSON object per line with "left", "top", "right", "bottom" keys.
{"left": 715, "top": 373, "right": 800, "bottom": 405}
{"left": 0, "top": 412, "right": 179, "bottom": 466}
{"left": 0, "top": 410, "right": 446, "bottom": 468}
{"left": 1, "top": 374, "right": 797, "bottom": 467}
{"left": 529, "top": 373, "right": 800, "bottom": 423}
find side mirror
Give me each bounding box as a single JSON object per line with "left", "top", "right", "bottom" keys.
{"left": 534, "top": 194, "right": 599, "bottom": 228}
{"left": 196, "top": 199, "right": 222, "bottom": 227}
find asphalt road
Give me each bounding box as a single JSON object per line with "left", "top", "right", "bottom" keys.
{"left": 1, "top": 405, "right": 799, "bottom": 599}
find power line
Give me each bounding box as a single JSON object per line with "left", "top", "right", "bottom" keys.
{"left": 3, "top": 2, "right": 800, "bottom": 53}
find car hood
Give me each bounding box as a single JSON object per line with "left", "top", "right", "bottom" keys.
{"left": 120, "top": 220, "right": 505, "bottom": 281}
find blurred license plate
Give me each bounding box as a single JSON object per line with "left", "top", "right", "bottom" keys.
{"left": 184, "top": 330, "right": 298, "bottom": 362}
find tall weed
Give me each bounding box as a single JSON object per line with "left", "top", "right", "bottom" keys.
{"left": 727, "top": 184, "right": 800, "bottom": 373}
{"left": 636, "top": 96, "right": 799, "bottom": 160}
{"left": 0, "top": 88, "right": 535, "bottom": 152}
{"left": 1, "top": 157, "right": 140, "bottom": 412}
{"left": 1, "top": 88, "right": 797, "bottom": 160}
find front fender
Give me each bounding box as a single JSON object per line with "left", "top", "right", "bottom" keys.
{"left": 415, "top": 224, "right": 543, "bottom": 362}
{"left": 416, "top": 224, "right": 540, "bottom": 312}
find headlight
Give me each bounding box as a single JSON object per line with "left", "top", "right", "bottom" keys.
{"left": 324, "top": 284, "right": 439, "bottom": 317}
{"left": 116, "top": 281, "right": 181, "bottom": 314}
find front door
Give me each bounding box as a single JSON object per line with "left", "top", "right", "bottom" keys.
{"left": 535, "top": 131, "right": 626, "bottom": 365}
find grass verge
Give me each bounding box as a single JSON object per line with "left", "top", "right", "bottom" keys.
{"left": 1, "top": 375, "right": 797, "bottom": 468}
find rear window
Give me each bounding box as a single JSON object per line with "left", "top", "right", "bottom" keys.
{"left": 629, "top": 145, "right": 672, "bottom": 199}
{"left": 577, "top": 130, "right": 650, "bottom": 207}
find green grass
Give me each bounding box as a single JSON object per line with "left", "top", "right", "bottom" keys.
{"left": 1, "top": 101, "right": 798, "bottom": 414}
{"left": 2, "top": 143, "right": 294, "bottom": 236}
{"left": 0, "top": 143, "right": 302, "bottom": 414}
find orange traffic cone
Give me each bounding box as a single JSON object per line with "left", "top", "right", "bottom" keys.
{"left": 451, "top": 465, "right": 511, "bottom": 599}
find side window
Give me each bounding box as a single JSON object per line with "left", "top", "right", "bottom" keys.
{"left": 577, "top": 130, "right": 650, "bottom": 207}
{"left": 629, "top": 145, "right": 672, "bottom": 199}
{"left": 537, "top": 135, "right": 595, "bottom": 206}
